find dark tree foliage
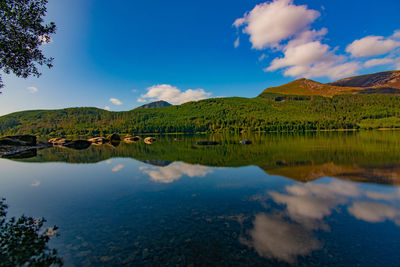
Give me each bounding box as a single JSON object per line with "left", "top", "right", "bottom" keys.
{"left": 0, "top": 0, "right": 56, "bottom": 89}
{"left": 0, "top": 198, "right": 63, "bottom": 266}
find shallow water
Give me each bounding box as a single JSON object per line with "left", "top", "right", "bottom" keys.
{"left": 1, "top": 132, "right": 400, "bottom": 266}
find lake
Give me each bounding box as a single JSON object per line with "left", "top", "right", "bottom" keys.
{"left": 1, "top": 131, "right": 400, "bottom": 266}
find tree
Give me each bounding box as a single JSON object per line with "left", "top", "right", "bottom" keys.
{"left": 0, "top": 198, "right": 63, "bottom": 266}
{"left": 0, "top": 0, "right": 56, "bottom": 90}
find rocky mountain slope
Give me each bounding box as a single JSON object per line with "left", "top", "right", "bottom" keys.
{"left": 260, "top": 70, "right": 400, "bottom": 97}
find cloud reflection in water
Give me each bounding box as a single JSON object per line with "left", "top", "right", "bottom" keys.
{"left": 348, "top": 201, "right": 400, "bottom": 225}
{"left": 241, "top": 213, "right": 321, "bottom": 263}
{"left": 140, "top": 162, "right": 213, "bottom": 183}
{"left": 243, "top": 180, "right": 400, "bottom": 263}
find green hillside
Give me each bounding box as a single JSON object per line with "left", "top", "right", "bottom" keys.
{"left": 260, "top": 71, "right": 400, "bottom": 97}
{"left": 1, "top": 93, "right": 400, "bottom": 136}
{"left": 259, "top": 78, "right": 360, "bottom": 97}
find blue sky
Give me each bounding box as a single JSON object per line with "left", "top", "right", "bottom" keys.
{"left": 1, "top": 0, "right": 399, "bottom": 115}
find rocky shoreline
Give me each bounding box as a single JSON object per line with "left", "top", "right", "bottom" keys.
{"left": 0, "top": 134, "right": 156, "bottom": 159}
{"left": 0, "top": 134, "right": 252, "bottom": 159}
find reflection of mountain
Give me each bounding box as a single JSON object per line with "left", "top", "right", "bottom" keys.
{"left": 8, "top": 131, "right": 400, "bottom": 185}
{"left": 265, "top": 162, "right": 400, "bottom": 185}
{"left": 141, "top": 159, "right": 172, "bottom": 167}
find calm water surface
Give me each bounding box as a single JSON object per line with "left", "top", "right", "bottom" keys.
{"left": 1, "top": 132, "right": 400, "bottom": 266}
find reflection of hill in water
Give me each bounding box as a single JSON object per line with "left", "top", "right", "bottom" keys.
{"left": 11, "top": 131, "right": 400, "bottom": 185}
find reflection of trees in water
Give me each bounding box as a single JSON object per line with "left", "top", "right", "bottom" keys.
{"left": 0, "top": 199, "right": 62, "bottom": 266}
{"left": 9, "top": 132, "right": 400, "bottom": 185}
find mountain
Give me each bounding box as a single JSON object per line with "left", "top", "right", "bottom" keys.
{"left": 136, "top": 100, "right": 172, "bottom": 109}
{"left": 260, "top": 70, "right": 400, "bottom": 97}
{"left": 260, "top": 78, "right": 359, "bottom": 97}
{"left": 1, "top": 70, "right": 400, "bottom": 136}
{"left": 330, "top": 70, "right": 400, "bottom": 88}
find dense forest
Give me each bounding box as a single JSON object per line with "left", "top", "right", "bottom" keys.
{"left": 1, "top": 93, "right": 400, "bottom": 137}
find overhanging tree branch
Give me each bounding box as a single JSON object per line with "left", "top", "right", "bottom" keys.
{"left": 0, "top": 0, "right": 56, "bottom": 90}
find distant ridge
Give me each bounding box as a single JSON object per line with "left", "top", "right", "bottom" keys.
{"left": 330, "top": 70, "right": 400, "bottom": 89}
{"left": 260, "top": 70, "right": 400, "bottom": 97}
{"left": 136, "top": 100, "right": 172, "bottom": 109}
{"left": 2, "top": 70, "right": 400, "bottom": 136}
{"left": 260, "top": 78, "right": 359, "bottom": 97}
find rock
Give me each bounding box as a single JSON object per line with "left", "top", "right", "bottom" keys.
{"left": 88, "top": 137, "right": 108, "bottom": 144}
{"left": 0, "top": 135, "right": 37, "bottom": 146}
{"left": 144, "top": 137, "right": 156, "bottom": 144}
{"left": 124, "top": 135, "right": 141, "bottom": 143}
{"left": 240, "top": 139, "right": 252, "bottom": 145}
{"left": 106, "top": 133, "right": 121, "bottom": 142}
{"left": 0, "top": 138, "right": 26, "bottom": 146}
{"left": 196, "top": 141, "right": 221, "bottom": 145}
{"left": 63, "top": 140, "right": 91, "bottom": 150}
{"left": 37, "top": 140, "right": 51, "bottom": 146}
{"left": 109, "top": 140, "right": 120, "bottom": 147}
{"left": 1, "top": 148, "right": 37, "bottom": 159}
{"left": 48, "top": 138, "right": 72, "bottom": 145}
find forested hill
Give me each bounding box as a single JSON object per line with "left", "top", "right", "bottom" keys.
{"left": 260, "top": 70, "right": 400, "bottom": 97}
{"left": 136, "top": 100, "right": 172, "bottom": 109}
{"left": 1, "top": 93, "right": 400, "bottom": 137}
{"left": 2, "top": 70, "right": 400, "bottom": 136}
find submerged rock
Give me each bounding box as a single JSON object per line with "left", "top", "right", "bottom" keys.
{"left": 196, "top": 141, "right": 221, "bottom": 146}
{"left": 144, "top": 137, "right": 156, "bottom": 144}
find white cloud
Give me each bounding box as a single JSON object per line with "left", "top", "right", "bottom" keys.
{"left": 132, "top": 89, "right": 138, "bottom": 93}
{"left": 109, "top": 98, "right": 122, "bottom": 105}
{"left": 364, "top": 57, "right": 395, "bottom": 68}
{"left": 258, "top": 53, "right": 267, "bottom": 62}
{"left": 27, "top": 86, "right": 38, "bottom": 93}
{"left": 233, "top": 0, "right": 320, "bottom": 49}
{"left": 234, "top": 37, "right": 240, "bottom": 48}
{"left": 104, "top": 106, "right": 111, "bottom": 111}
{"left": 346, "top": 33, "right": 400, "bottom": 57}
{"left": 140, "top": 162, "right": 213, "bottom": 183}
{"left": 112, "top": 164, "right": 124, "bottom": 172}
{"left": 392, "top": 30, "right": 400, "bottom": 40}
{"left": 138, "top": 84, "right": 211, "bottom": 105}
{"left": 234, "top": 1, "right": 360, "bottom": 80}
{"left": 235, "top": 1, "right": 398, "bottom": 80}
{"left": 264, "top": 29, "right": 360, "bottom": 79}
